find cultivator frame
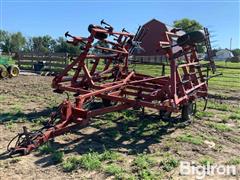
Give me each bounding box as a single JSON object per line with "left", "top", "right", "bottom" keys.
{"left": 8, "top": 20, "right": 219, "bottom": 155}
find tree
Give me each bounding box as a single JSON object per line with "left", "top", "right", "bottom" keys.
{"left": 0, "top": 30, "right": 25, "bottom": 53}
{"left": 0, "top": 30, "right": 11, "bottom": 53}
{"left": 173, "top": 18, "right": 203, "bottom": 33}
{"left": 42, "top": 35, "right": 56, "bottom": 52}
{"left": 231, "top": 49, "right": 240, "bottom": 56}
{"left": 23, "top": 37, "right": 33, "bottom": 52}
{"left": 92, "top": 40, "right": 110, "bottom": 55}
{"left": 10, "top": 32, "right": 26, "bottom": 52}
{"left": 32, "top": 35, "right": 56, "bottom": 53}
{"left": 54, "top": 37, "right": 83, "bottom": 55}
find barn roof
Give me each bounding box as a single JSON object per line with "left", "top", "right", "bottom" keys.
{"left": 142, "top": 18, "right": 164, "bottom": 26}
{"left": 142, "top": 18, "right": 185, "bottom": 38}
{"left": 133, "top": 18, "right": 185, "bottom": 56}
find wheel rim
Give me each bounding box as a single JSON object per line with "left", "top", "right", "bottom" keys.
{"left": 1, "top": 70, "right": 8, "bottom": 78}
{"left": 11, "top": 66, "right": 20, "bottom": 77}
{"left": 9, "top": 66, "right": 19, "bottom": 77}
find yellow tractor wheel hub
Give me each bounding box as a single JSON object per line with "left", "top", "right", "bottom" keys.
{"left": 1, "top": 70, "right": 8, "bottom": 78}
{"left": 11, "top": 66, "right": 20, "bottom": 77}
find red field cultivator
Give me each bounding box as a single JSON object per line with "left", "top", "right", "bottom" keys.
{"left": 8, "top": 20, "right": 219, "bottom": 155}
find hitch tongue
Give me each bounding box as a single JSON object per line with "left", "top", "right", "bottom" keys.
{"left": 22, "top": 126, "right": 31, "bottom": 145}
{"left": 7, "top": 127, "right": 31, "bottom": 156}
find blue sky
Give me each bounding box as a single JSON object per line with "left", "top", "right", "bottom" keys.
{"left": 1, "top": 0, "right": 239, "bottom": 49}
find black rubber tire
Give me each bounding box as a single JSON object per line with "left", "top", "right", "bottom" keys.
{"left": 177, "top": 31, "right": 205, "bottom": 46}
{"left": 7, "top": 65, "right": 20, "bottom": 78}
{"left": 0, "top": 65, "right": 9, "bottom": 78}
{"left": 88, "top": 24, "right": 108, "bottom": 40}
{"left": 181, "top": 102, "right": 194, "bottom": 121}
{"left": 53, "top": 89, "right": 64, "bottom": 94}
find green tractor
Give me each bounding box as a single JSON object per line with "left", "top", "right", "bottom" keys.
{"left": 0, "top": 55, "right": 20, "bottom": 79}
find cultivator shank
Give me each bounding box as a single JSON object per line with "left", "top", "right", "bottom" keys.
{"left": 8, "top": 21, "right": 218, "bottom": 155}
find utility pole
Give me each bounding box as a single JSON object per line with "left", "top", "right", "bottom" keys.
{"left": 230, "top": 38, "right": 232, "bottom": 50}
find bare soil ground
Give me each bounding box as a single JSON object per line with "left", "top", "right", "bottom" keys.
{"left": 0, "top": 75, "right": 239, "bottom": 180}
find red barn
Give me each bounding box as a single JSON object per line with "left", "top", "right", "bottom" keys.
{"left": 132, "top": 19, "right": 185, "bottom": 64}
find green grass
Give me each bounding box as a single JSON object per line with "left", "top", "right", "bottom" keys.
{"left": 199, "top": 156, "right": 215, "bottom": 166}
{"left": 130, "top": 61, "right": 240, "bottom": 91}
{"left": 162, "top": 138, "right": 175, "bottom": 150}
{"left": 216, "top": 61, "right": 240, "bottom": 68}
{"left": 38, "top": 144, "right": 64, "bottom": 164}
{"left": 195, "top": 111, "right": 214, "bottom": 119}
{"left": 209, "top": 62, "right": 240, "bottom": 90}
{"left": 133, "top": 154, "right": 155, "bottom": 169}
{"left": 4, "top": 121, "right": 15, "bottom": 129}
{"left": 62, "top": 156, "right": 81, "bottom": 172}
{"left": 38, "top": 144, "right": 55, "bottom": 154}
{"left": 199, "top": 133, "right": 218, "bottom": 142}
{"left": 130, "top": 62, "right": 240, "bottom": 94}
{"left": 62, "top": 150, "right": 119, "bottom": 172}
{"left": 132, "top": 154, "right": 161, "bottom": 180}
{"left": 160, "top": 154, "right": 179, "bottom": 172}
{"left": 51, "top": 151, "right": 64, "bottom": 164}
{"left": 205, "top": 121, "right": 232, "bottom": 132}
{"left": 133, "top": 63, "right": 170, "bottom": 77}
{"left": 122, "top": 110, "right": 138, "bottom": 121}
{"left": 207, "top": 101, "right": 232, "bottom": 112}
{"left": 0, "top": 95, "right": 6, "bottom": 101}
{"left": 105, "top": 129, "right": 121, "bottom": 139}
{"left": 9, "top": 103, "right": 23, "bottom": 113}
{"left": 32, "top": 116, "right": 48, "bottom": 126}
{"left": 138, "top": 169, "right": 159, "bottom": 180}
{"left": 176, "top": 133, "right": 204, "bottom": 145}
{"left": 104, "top": 164, "right": 126, "bottom": 178}
{"left": 62, "top": 154, "right": 101, "bottom": 172}
{"left": 79, "top": 151, "right": 102, "bottom": 170}
{"left": 226, "top": 156, "right": 240, "bottom": 165}
{"left": 229, "top": 113, "right": 240, "bottom": 120}
{"left": 197, "top": 100, "right": 239, "bottom": 114}
{"left": 38, "top": 143, "right": 64, "bottom": 164}
{"left": 99, "top": 149, "right": 121, "bottom": 161}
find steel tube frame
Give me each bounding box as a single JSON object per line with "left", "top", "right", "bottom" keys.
{"left": 9, "top": 23, "right": 212, "bottom": 155}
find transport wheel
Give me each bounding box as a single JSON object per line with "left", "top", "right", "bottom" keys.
{"left": 0, "top": 65, "right": 9, "bottom": 78}
{"left": 88, "top": 24, "right": 108, "bottom": 40}
{"left": 8, "top": 65, "right": 20, "bottom": 77}
{"left": 177, "top": 31, "right": 205, "bottom": 46}
{"left": 159, "top": 110, "right": 172, "bottom": 120}
{"left": 102, "top": 98, "right": 117, "bottom": 107}
{"left": 181, "top": 101, "right": 195, "bottom": 121}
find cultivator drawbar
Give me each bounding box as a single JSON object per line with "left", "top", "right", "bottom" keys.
{"left": 8, "top": 20, "right": 219, "bottom": 155}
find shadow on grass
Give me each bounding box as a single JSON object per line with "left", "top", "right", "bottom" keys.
{"left": 0, "top": 109, "right": 189, "bottom": 167}
{"left": 0, "top": 107, "right": 58, "bottom": 123}
{"left": 0, "top": 108, "right": 58, "bottom": 161}
{"left": 34, "top": 111, "right": 190, "bottom": 168}
{"left": 66, "top": 114, "right": 187, "bottom": 154}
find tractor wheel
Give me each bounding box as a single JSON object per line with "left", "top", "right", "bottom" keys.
{"left": 181, "top": 102, "right": 195, "bottom": 121}
{"left": 0, "top": 65, "right": 9, "bottom": 78}
{"left": 8, "top": 65, "right": 20, "bottom": 78}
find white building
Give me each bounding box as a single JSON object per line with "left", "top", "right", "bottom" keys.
{"left": 213, "top": 49, "right": 234, "bottom": 61}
